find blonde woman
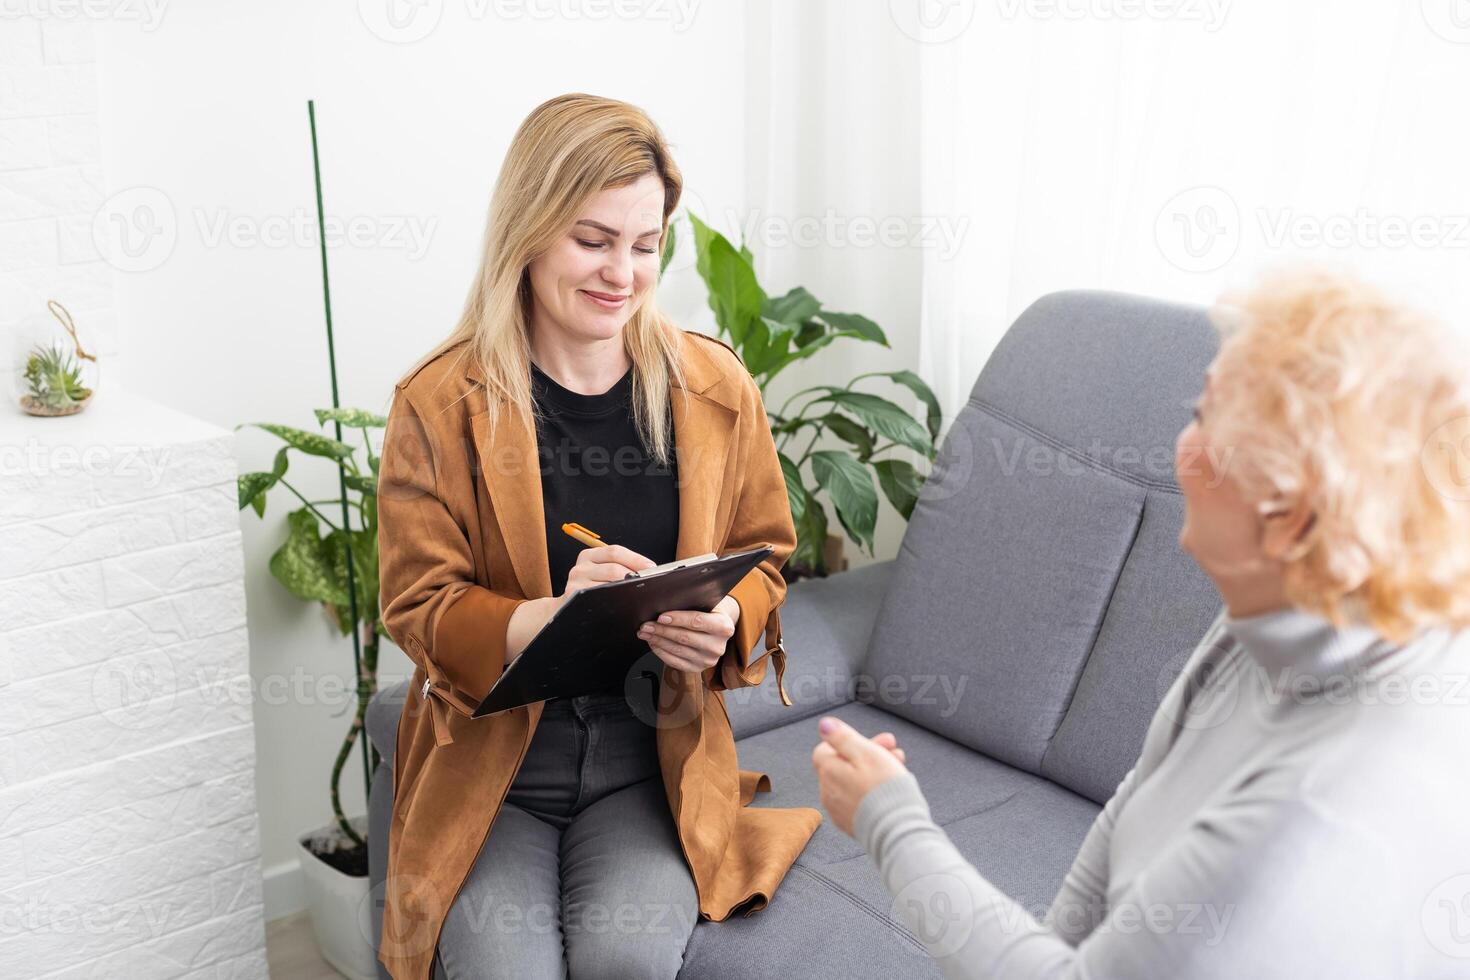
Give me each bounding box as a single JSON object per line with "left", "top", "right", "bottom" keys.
{"left": 813, "top": 268, "right": 1470, "bottom": 978}
{"left": 376, "top": 94, "right": 817, "bottom": 980}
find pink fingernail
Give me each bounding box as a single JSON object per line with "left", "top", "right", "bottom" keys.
{"left": 818, "top": 717, "right": 835, "bottom": 734}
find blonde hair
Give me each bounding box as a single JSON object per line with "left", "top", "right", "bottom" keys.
{"left": 1205, "top": 266, "right": 1470, "bottom": 642}
{"left": 402, "top": 93, "right": 688, "bottom": 467}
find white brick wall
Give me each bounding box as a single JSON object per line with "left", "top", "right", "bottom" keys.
{"left": 0, "top": 392, "right": 267, "bottom": 979}
{"left": 1, "top": 13, "right": 118, "bottom": 391}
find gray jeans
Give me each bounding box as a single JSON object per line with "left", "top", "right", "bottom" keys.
{"left": 432, "top": 691, "right": 699, "bottom": 979}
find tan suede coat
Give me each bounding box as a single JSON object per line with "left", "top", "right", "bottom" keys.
{"left": 374, "top": 329, "right": 820, "bottom": 979}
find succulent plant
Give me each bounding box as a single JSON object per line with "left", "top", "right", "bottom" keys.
{"left": 23, "top": 342, "right": 92, "bottom": 410}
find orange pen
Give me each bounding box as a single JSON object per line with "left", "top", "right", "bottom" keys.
{"left": 561, "top": 522, "right": 604, "bottom": 548}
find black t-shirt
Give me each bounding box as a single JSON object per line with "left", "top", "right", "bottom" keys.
{"left": 531, "top": 357, "right": 680, "bottom": 613}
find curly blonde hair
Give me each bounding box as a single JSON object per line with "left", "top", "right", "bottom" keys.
{"left": 1205, "top": 266, "right": 1470, "bottom": 643}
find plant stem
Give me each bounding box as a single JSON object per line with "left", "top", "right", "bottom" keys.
{"left": 278, "top": 479, "right": 342, "bottom": 531}
{"left": 795, "top": 424, "right": 826, "bottom": 468}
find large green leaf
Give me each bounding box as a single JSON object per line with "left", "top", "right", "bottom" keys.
{"left": 343, "top": 473, "right": 377, "bottom": 496}
{"left": 763, "top": 286, "right": 821, "bottom": 326}
{"left": 237, "top": 447, "right": 290, "bottom": 516}
{"left": 793, "top": 318, "right": 826, "bottom": 348}
{"left": 810, "top": 449, "right": 877, "bottom": 555}
{"left": 314, "top": 407, "right": 387, "bottom": 429}
{"left": 816, "top": 311, "right": 888, "bottom": 346}
{"left": 244, "top": 423, "right": 354, "bottom": 460}
{"left": 812, "top": 390, "right": 933, "bottom": 457}
{"left": 875, "top": 370, "right": 943, "bottom": 445}
{"left": 820, "top": 412, "right": 875, "bottom": 460}
{"left": 323, "top": 525, "right": 380, "bottom": 632}
{"left": 689, "top": 212, "right": 765, "bottom": 347}
{"left": 874, "top": 458, "right": 925, "bottom": 521}
{"left": 793, "top": 489, "right": 828, "bottom": 571}
{"left": 269, "top": 508, "right": 351, "bottom": 609}
{"left": 777, "top": 451, "right": 807, "bottom": 524}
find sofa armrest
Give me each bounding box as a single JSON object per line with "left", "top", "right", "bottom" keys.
{"left": 366, "top": 678, "right": 411, "bottom": 764}
{"left": 721, "top": 560, "right": 895, "bottom": 740}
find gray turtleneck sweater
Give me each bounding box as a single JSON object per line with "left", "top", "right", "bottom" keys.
{"left": 853, "top": 606, "right": 1470, "bottom": 978}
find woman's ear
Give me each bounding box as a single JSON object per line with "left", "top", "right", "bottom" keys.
{"left": 1259, "top": 497, "right": 1315, "bottom": 562}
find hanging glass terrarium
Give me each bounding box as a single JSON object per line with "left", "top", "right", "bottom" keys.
{"left": 17, "top": 300, "right": 99, "bottom": 417}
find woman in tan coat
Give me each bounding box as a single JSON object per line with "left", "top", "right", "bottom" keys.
{"left": 375, "top": 94, "right": 821, "bottom": 979}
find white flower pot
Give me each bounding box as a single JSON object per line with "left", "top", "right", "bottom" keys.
{"left": 296, "top": 817, "right": 378, "bottom": 980}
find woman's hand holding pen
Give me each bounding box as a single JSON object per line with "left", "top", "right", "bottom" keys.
{"left": 558, "top": 544, "right": 656, "bottom": 609}
{"left": 506, "top": 544, "right": 657, "bottom": 665}
{"left": 556, "top": 523, "right": 744, "bottom": 676}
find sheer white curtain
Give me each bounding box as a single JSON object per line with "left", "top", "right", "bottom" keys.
{"left": 911, "top": 0, "right": 1470, "bottom": 420}
{"left": 741, "top": 1, "right": 1470, "bottom": 556}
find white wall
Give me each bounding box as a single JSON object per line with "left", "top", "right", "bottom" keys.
{"left": 741, "top": 0, "right": 926, "bottom": 567}
{"left": 93, "top": 0, "right": 754, "bottom": 917}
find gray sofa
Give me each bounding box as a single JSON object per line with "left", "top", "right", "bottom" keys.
{"left": 365, "top": 290, "right": 1224, "bottom": 977}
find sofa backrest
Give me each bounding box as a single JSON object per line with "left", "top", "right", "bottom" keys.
{"left": 861, "top": 290, "right": 1223, "bottom": 803}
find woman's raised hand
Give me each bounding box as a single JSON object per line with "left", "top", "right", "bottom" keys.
{"left": 558, "top": 545, "right": 657, "bottom": 608}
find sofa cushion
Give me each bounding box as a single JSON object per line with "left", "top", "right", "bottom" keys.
{"left": 367, "top": 678, "right": 409, "bottom": 764}
{"left": 721, "top": 560, "right": 895, "bottom": 740}
{"left": 1039, "top": 491, "right": 1223, "bottom": 803}
{"left": 677, "top": 701, "right": 1100, "bottom": 978}
{"left": 860, "top": 289, "right": 1220, "bottom": 777}
{"left": 861, "top": 405, "right": 1145, "bottom": 772}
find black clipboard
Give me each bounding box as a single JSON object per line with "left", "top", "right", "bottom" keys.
{"left": 473, "top": 545, "right": 775, "bottom": 717}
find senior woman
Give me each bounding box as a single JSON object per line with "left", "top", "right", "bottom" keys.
{"left": 812, "top": 268, "right": 1470, "bottom": 978}
{"left": 376, "top": 93, "right": 815, "bottom": 980}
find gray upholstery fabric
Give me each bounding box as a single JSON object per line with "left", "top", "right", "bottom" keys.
{"left": 360, "top": 289, "right": 1226, "bottom": 979}
{"left": 680, "top": 701, "right": 1098, "bottom": 979}
{"left": 971, "top": 290, "right": 1219, "bottom": 489}
{"left": 862, "top": 406, "right": 1146, "bottom": 770}
{"left": 721, "top": 560, "right": 895, "bottom": 740}
{"left": 1038, "top": 492, "right": 1222, "bottom": 802}
{"left": 366, "top": 681, "right": 406, "bottom": 980}
{"left": 365, "top": 678, "right": 407, "bottom": 763}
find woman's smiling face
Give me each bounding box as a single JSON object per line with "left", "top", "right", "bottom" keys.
{"left": 526, "top": 172, "right": 667, "bottom": 344}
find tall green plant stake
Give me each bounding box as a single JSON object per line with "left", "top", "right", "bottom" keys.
{"left": 235, "top": 101, "right": 382, "bottom": 852}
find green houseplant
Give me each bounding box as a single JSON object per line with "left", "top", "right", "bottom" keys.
{"left": 233, "top": 100, "right": 384, "bottom": 980}
{"left": 674, "top": 212, "right": 943, "bottom": 580}
{"left": 236, "top": 409, "right": 385, "bottom": 865}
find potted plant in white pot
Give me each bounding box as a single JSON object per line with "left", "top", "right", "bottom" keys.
{"left": 237, "top": 405, "right": 386, "bottom": 980}
{"left": 231, "top": 99, "right": 392, "bottom": 979}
